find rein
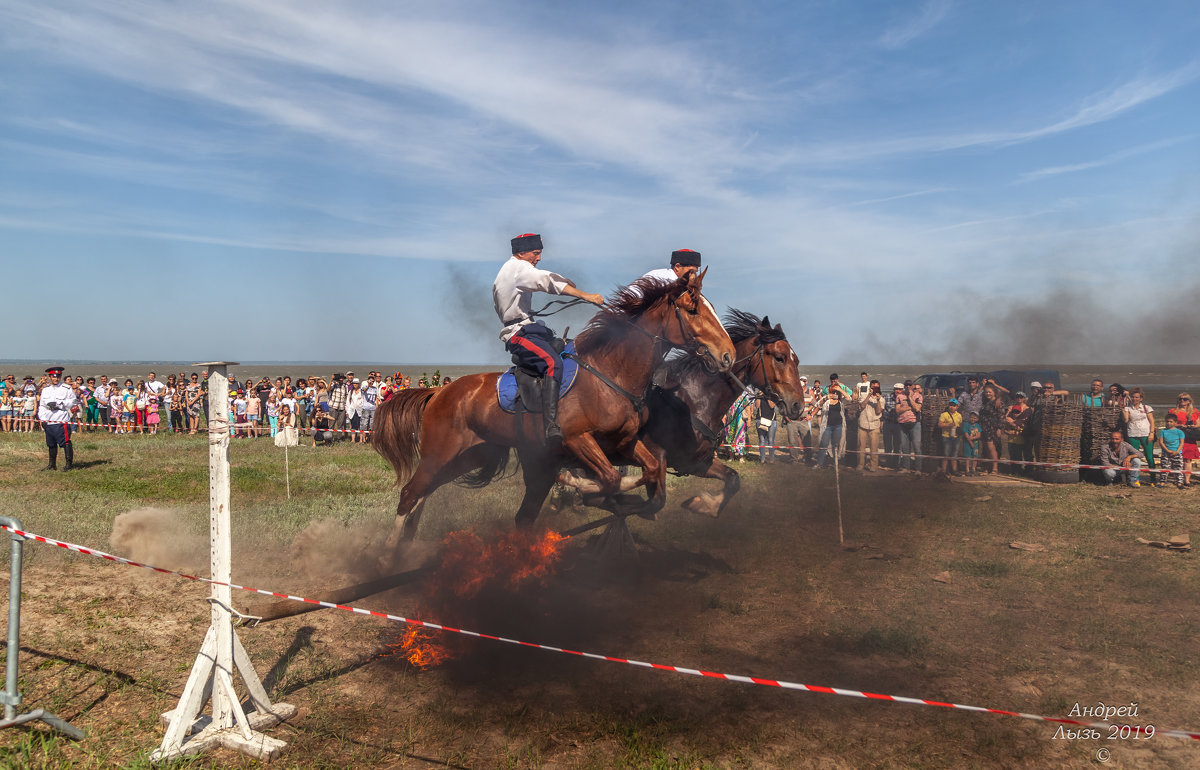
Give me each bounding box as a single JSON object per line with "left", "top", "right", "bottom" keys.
{"left": 563, "top": 352, "right": 644, "bottom": 412}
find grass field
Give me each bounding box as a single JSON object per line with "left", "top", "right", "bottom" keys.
{"left": 0, "top": 429, "right": 1197, "bottom": 768}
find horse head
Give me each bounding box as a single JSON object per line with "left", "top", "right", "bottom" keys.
{"left": 725, "top": 310, "right": 805, "bottom": 419}
{"left": 666, "top": 268, "right": 735, "bottom": 373}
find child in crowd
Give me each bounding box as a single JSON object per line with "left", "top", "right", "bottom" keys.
{"left": 1156, "top": 414, "right": 1186, "bottom": 488}
{"left": 122, "top": 382, "right": 137, "bottom": 434}
{"left": 246, "top": 389, "right": 261, "bottom": 437}
{"left": 0, "top": 390, "right": 12, "bottom": 432}
{"left": 938, "top": 399, "right": 963, "bottom": 476}
{"left": 22, "top": 390, "right": 37, "bottom": 432}
{"left": 266, "top": 393, "right": 280, "bottom": 438}
{"left": 962, "top": 411, "right": 982, "bottom": 476}
{"left": 233, "top": 391, "right": 248, "bottom": 438}
{"left": 109, "top": 387, "right": 123, "bottom": 433}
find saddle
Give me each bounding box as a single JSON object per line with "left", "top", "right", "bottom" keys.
{"left": 496, "top": 340, "right": 580, "bottom": 414}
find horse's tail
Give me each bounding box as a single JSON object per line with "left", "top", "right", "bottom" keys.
{"left": 372, "top": 388, "right": 439, "bottom": 484}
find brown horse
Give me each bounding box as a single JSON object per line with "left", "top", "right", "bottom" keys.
{"left": 559, "top": 309, "right": 805, "bottom": 517}
{"left": 372, "top": 269, "right": 735, "bottom": 553}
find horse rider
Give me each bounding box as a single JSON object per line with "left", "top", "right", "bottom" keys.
{"left": 39, "top": 365, "right": 78, "bottom": 471}
{"left": 642, "top": 248, "right": 701, "bottom": 284}
{"left": 493, "top": 233, "right": 604, "bottom": 447}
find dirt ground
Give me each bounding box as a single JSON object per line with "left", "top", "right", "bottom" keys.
{"left": 3, "top": 457, "right": 1199, "bottom": 768}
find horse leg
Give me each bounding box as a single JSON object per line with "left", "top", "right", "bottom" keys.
{"left": 680, "top": 458, "right": 741, "bottom": 518}
{"left": 378, "top": 442, "right": 505, "bottom": 569}
{"left": 514, "top": 449, "right": 558, "bottom": 530}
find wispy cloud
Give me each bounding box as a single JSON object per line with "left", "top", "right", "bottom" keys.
{"left": 1014, "top": 135, "right": 1196, "bottom": 184}
{"left": 790, "top": 62, "right": 1200, "bottom": 165}
{"left": 879, "top": 0, "right": 952, "bottom": 50}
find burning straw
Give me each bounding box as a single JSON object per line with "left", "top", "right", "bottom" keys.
{"left": 385, "top": 529, "right": 567, "bottom": 668}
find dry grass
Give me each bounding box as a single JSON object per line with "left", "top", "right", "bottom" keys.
{"left": 0, "top": 431, "right": 1198, "bottom": 767}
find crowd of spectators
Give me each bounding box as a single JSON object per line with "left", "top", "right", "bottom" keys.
{"left": 730, "top": 373, "right": 1198, "bottom": 489}
{"left": 3, "top": 367, "right": 1196, "bottom": 488}
{"left": 0, "top": 369, "right": 454, "bottom": 446}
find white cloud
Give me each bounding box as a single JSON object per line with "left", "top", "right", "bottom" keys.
{"left": 879, "top": 0, "right": 953, "bottom": 50}
{"left": 1014, "top": 135, "right": 1196, "bottom": 184}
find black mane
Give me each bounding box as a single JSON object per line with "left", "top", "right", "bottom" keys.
{"left": 723, "top": 308, "right": 786, "bottom": 345}
{"left": 574, "top": 277, "right": 688, "bottom": 355}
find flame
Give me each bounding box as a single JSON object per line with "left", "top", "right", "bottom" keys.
{"left": 384, "top": 529, "right": 567, "bottom": 669}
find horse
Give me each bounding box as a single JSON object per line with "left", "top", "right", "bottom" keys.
{"left": 559, "top": 308, "right": 805, "bottom": 517}
{"left": 371, "top": 269, "right": 735, "bottom": 556}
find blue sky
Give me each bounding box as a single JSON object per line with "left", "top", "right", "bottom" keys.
{"left": 2, "top": 1, "right": 1197, "bottom": 365}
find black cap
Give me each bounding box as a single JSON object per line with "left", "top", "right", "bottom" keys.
{"left": 670, "top": 249, "right": 701, "bottom": 267}
{"left": 511, "top": 233, "right": 543, "bottom": 254}
{"left": 45, "top": 366, "right": 64, "bottom": 376}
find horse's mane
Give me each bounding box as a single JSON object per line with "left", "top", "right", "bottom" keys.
{"left": 723, "top": 308, "right": 786, "bottom": 344}
{"left": 574, "top": 277, "right": 688, "bottom": 356}
{"left": 664, "top": 308, "right": 785, "bottom": 380}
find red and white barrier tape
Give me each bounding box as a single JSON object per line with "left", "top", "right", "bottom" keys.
{"left": 2, "top": 522, "right": 1196, "bottom": 741}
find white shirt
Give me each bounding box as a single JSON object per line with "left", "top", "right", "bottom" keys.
{"left": 37, "top": 383, "right": 77, "bottom": 423}
{"left": 145, "top": 379, "right": 165, "bottom": 405}
{"left": 492, "top": 256, "right": 570, "bottom": 342}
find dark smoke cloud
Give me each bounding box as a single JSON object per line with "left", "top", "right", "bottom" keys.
{"left": 856, "top": 281, "right": 1200, "bottom": 365}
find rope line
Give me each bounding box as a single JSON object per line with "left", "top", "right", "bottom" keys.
{"left": 2, "top": 523, "right": 1196, "bottom": 741}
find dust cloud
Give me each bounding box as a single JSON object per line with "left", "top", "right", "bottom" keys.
{"left": 109, "top": 507, "right": 206, "bottom": 572}
{"left": 287, "top": 518, "right": 433, "bottom": 584}
{"left": 859, "top": 281, "right": 1200, "bottom": 365}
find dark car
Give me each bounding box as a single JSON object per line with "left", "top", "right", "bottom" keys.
{"left": 916, "top": 369, "right": 1063, "bottom": 397}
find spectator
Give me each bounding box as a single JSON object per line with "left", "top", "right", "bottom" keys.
{"left": 1166, "top": 393, "right": 1198, "bottom": 487}
{"left": 266, "top": 392, "right": 281, "bottom": 438}
{"left": 146, "top": 371, "right": 165, "bottom": 425}
{"left": 108, "top": 384, "right": 123, "bottom": 434}
{"left": 246, "top": 389, "right": 261, "bottom": 438}
{"left": 896, "top": 380, "right": 923, "bottom": 472}
{"left": 1122, "top": 387, "right": 1155, "bottom": 473}
{"left": 881, "top": 383, "right": 902, "bottom": 470}
{"left": 121, "top": 380, "right": 137, "bottom": 435}
{"left": 979, "top": 384, "right": 1006, "bottom": 475}
{"left": 1099, "top": 430, "right": 1144, "bottom": 487}
{"left": 347, "top": 378, "right": 365, "bottom": 442}
{"left": 186, "top": 373, "right": 203, "bottom": 434}
{"left": 295, "top": 379, "right": 311, "bottom": 431}
{"left": 827, "top": 373, "right": 853, "bottom": 400}
{"left": 962, "top": 411, "right": 982, "bottom": 476}
{"left": 361, "top": 374, "right": 380, "bottom": 441}
{"left": 857, "top": 380, "right": 884, "bottom": 472}
{"left": 311, "top": 406, "right": 334, "bottom": 446}
{"left": 1003, "top": 391, "right": 1034, "bottom": 474}
{"left": 1082, "top": 379, "right": 1104, "bottom": 408}
{"left": 1105, "top": 383, "right": 1128, "bottom": 409}
{"left": 725, "top": 387, "right": 755, "bottom": 462}
{"left": 328, "top": 374, "right": 349, "bottom": 439}
{"left": 169, "top": 380, "right": 186, "bottom": 434}
{"left": 95, "top": 376, "right": 110, "bottom": 432}
{"left": 854, "top": 372, "right": 871, "bottom": 401}
{"left": 0, "top": 388, "right": 13, "bottom": 432}
{"left": 956, "top": 375, "right": 984, "bottom": 420}
{"left": 275, "top": 404, "right": 299, "bottom": 448}
{"left": 816, "top": 388, "right": 847, "bottom": 468}
{"left": 84, "top": 377, "right": 101, "bottom": 430}
{"left": 938, "top": 399, "right": 963, "bottom": 476}
{"left": 1157, "top": 414, "right": 1186, "bottom": 488}
{"left": 756, "top": 391, "right": 779, "bottom": 463}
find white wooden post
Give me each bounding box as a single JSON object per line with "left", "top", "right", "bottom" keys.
{"left": 153, "top": 363, "right": 296, "bottom": 763}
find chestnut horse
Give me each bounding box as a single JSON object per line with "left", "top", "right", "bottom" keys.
{"left": 560, "top": 309, "right": 805, "bottom": 517}
{"left": 372, "top": 270, "right": 735, "bottom": 553}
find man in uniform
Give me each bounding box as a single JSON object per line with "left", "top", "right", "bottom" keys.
{"left": 38, "top": 366, "right": 77, "bottom": 471}
{"left": 641, "top": 248, "right": 701, "bottom": 284}
{"left": 493, "top": 233, "right": 604, "bottom": 446}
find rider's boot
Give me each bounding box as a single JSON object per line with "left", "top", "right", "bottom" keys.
{"left": 41, "top": 445, "right": 57, "bottom": 471}
{"left": 541, "top": 376, "right": 563, "bottom": 450}
{"left": 62, "top": 443, "right": 74, "bottom": 472}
